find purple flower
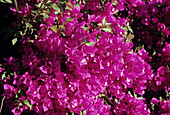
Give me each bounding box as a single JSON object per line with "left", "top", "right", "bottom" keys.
{"left": 162, "top": 43, "right": 170, "bottom": 63}
{"left": 138, "top": 48, "right": 152, "bottom": 62}
{"left": 12, "top": 107, "right": 24, "bottom": 115}
{"left": 116, "top": 2, "right": 124, "bottom": 11}
{"left": 0, "top": 67, "right": 3, "bottom": 72}
{"left": 3, "top": 84, "right": 17, "bottom": 98}
{"left": 113, "top": 94, "right": 149, "bottom": 115}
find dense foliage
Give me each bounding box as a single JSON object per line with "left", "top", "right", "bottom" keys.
{"left": 0, "top": 0, "right": 169, "bottom": 115}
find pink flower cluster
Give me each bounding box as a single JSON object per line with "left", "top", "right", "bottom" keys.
{"left": 113, "top": 94, "right": 149, "bottom": 115}
{"left": 115, "top": 0, "right": 169, "bottom": 103}
{"left": 151, "top": 97, "right": 170, "bottom": 114}
{"left": 121, "top": 0, "right": 170, "bottom": 66}
{"left": 0, "top": 0, "right": 169, "bottom": 115}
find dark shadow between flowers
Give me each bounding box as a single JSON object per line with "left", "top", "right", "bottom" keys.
{"left": 0, "top": 2, "right": 23, "bottom": 115}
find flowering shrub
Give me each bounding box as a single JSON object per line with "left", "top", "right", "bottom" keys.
{"left": 0, "top": 0, "right": 169, "bottom": 115}
{"left": 113, "top": 94, "right": 150, "bottom": 115}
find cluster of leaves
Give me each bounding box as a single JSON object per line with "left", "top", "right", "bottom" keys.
{"left": 0, "top": 0, "right": 169, "bottom": 115}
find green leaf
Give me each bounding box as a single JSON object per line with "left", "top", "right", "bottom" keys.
{"left": 35, "top": 2, "right": 42, "bottom": 8}
{"left": 113, "top": 9, "right": 119, "bottom": 17}
{"left": 19, "top": 102, "right": 22, "bottom": 107}
{"left": 18, "top": 89, "right": 21, "bottom": 93}
{"left": 66, "top": 2, "right": 73, "bottom": 8}
{"left": 40, "top": 12, "right": 49, "bottom": 18}
{"left": 121, "top": 26, "right": 128, "bottom": 31}
{"left": 137, "top": 97, "right": 144, "bottom": 99}
{"left": 152, "top": 51, "right": 156, "bottom": 56}
{"left": 54, "top": 11, "right": 60, "bottom": 15}
{"left": 35, "top": 35, "right": 38, "bottom": 39}
{"left": 134, "top": 92, "right": 138, "bottom": 98}
{"left": 102, "top": 28, "right": 112, "bottom": 33}
{"left": 83, "top": 26, "right": 89, "bottom": 31}
{"left": 65, "top": 5, "right": 72, "bottom": 11}
{"left": 126, "top": 22, "right": 133, "bottom": 33}
{"left": 80, "top": 110, "right": 86, "bottom": 115}
{"left": 23, "top": 99, "right": 32, "bottom": 110}
{"left": 83, "top": 110, "right": 86, "bottom": 114}
{"left": 83, "top": 24, "right": 89, "bottom": 31}
{"left": 0, "top": 0, "right": 12, "bottom": 4}
{"left": 115, "top": 98, "right": 118, "bottom": 104}
{"left": 26, "top": 23, "right": 32, "bottom": 28}
{"left": 15, "top": 94, "right": 18, "bottom": 98}
{"left": 2, "top": 72, "right": 6, "bottom": 80}
{"left": 127, "top": 25, "right": 133, "bottom": 33}
{"left": 59, "top": 25, "right": 65, "bottom": 30}
{"left": 66, "top": 17, "right": 73, "bottom": 21}
{"left": 12, "top": 38, "right": 17, "bottom": 46}
{"left": 9, "top": 72, "right": 14, "bottom": 76}
{"left": 52, "top": 3, "right": 60, "bottom": 12}
{"left": 127, "top": 50, "right": 133, "bottom": 54}
{"left": 167, "top": 65, "right": 170, "bottom": 70}
{"left": 99, "top": 93, "right": 105, "bottom": 97}
{"left": 159, "top": 97, "right": 163, "bottom": 102}
{"left": 61, "top": 31, "right": 66, "bottom": 36}
{"left": 51, "top": 26, "right": 58, "bottom": 33}
{"left": 98, "top": 23, "right": 103, "bottom": 26}
{"left": 28, "top": 40, "right": 34, "bottom": 43}
{"left": 112, "top": 1, "right": 118, "bottom": 6}
{"left": 85, "top": 42, "right": 95, "bottom": 46}
{"left": 102, "top": 17, "right": 107, "bottom": 25}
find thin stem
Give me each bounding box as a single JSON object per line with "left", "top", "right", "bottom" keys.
{"left": 0, "top": 96, "right": 6, "bottom": 115}
{"left": 14, "top": 0, "right": 19, "bottom": 13}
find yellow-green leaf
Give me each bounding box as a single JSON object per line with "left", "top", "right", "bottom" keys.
{"left": 23, "top": 99, "right": 32, "bottom": 110}
{"left": 0, "top": 0, "right": 12, "bottom": 3}
{"left": 12, "top": 38, "right": 17, "bottom": 45}
{"left": 51, "top": 26, "right": 58, "bottom": 33}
